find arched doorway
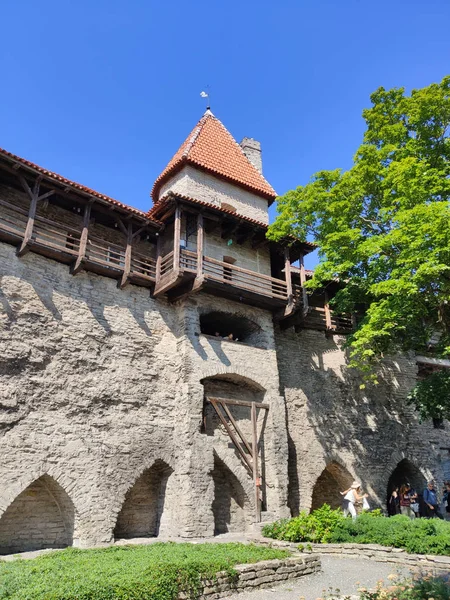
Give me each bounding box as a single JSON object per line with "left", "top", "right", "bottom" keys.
{"left": 386, "top": 459, "right": 427, "bottom": 508}
{"left": 311, "top": 462, "right": 353, "bottom": 511}
{"left": 114, "top": 460, "right": 174, "bottom": 539}
{"left": 212, "top": 454, "right": 251, "bottom": 534}
{"left": 0, "top": 474, "right": 75, "bottom": 554}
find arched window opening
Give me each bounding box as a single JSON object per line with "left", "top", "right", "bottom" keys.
{"left": 311, "top": 462, "right": 353, "bottom": 511}
{"left": 114, "top": 460, "right": 174, "bottom": 540}
{"left": 212, "top": 454, "right": 250, "bottom": 534}
{"left": 201, "top": 374, "right": 265, "bottom": 437}
{"left": 0, "top": 475, "right": 75, "bottom": 555}
{"left": 386, "top": 459, "right": 427, "bottom": 511}
{"left": 200, "top": 311, "right": 263, "bottom": 345}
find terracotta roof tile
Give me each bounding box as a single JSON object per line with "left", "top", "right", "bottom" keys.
{"left": 0, "top": 147, "right": 161, "bottom": 224}
{"left": 151, "top": 110, "right": 277, "bottom": 203}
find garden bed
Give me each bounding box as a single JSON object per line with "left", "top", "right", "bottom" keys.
{"left": 0, "top": 542, "right": 320, "bottom": 600}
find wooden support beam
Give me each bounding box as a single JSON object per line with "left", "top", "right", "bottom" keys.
{"left": 17, "top": 175, "right": 44, "bottom": 256}
{"left": 207, "top": 396, "right": 269, "bottom": 410}
{"left": 209, "top": 399, "right": 253, "bottom": 472}
{"left": 155, "top": 235, "right": 162, "bottom": 285}
{"left": 299, "top": 253, "right": 309, "bottom": 315}
{"left": 196, "top": 212, "right": 204, "bottom": 278}
{"left": 324, "top": 291, "right": 332, "bottom": 329}
{"left": 284, "top": 247, "right": 294, "bottom": 315}
{"left": 222, "top": 403, "right": 253, "bottom": 456}
{"left": 119, "top": 222, "right": 133, "bottom": 289}
{"left": 173, "top": 205, "right": 181, "bottom": 273}
{"left": 115, "top": 217, "right": 128, "bottom": 237}
{"left": 251, "top": 401, "right": 261, "bottom": 523}
{"left": 72, "top": 202, "right": 92, "bottom": 275}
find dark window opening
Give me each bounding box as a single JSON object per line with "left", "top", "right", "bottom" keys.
{"left": 200, "top": 311, "right": 261, "bottom": 344}
{"left": 433, "top": 417, "right": 445, "bottom": 429}
{"left": 223, "top": 256, "right": 236, "bottom": 282}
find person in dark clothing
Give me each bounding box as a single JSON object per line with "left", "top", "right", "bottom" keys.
{"left": 387, "top": 487, "right": 401, "bottom": 516}
{"left": 423, "top": 481, "right": 444, "bottom": 519}
{"left": 443, "top": 481, "right": 450, "bottom": 520}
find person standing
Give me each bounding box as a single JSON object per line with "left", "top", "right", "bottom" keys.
{"left": 423, "top": 481, "right": 444, "bottom": 519}
{"left": 342, "top": 481, "right": 368, "bottom": 519}
{"left": 399, "top": 483, "right": 415, "bottom": 519}
{"left": 442, "top": 482, "right": 450, "bottom": 520}
{"left": 388, "top": 487, "right": 401, "bottom": 516}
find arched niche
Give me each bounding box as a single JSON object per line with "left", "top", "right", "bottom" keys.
{"left": 211, "top": 453, "right": 251, "bottom": 534}
{"left": 311, "top": 461, "right": 354, "bottom": 511}
{"left": 114, "top": 460, "right": 175, "bottom": 540}
{"left": 199, "top": 311, "right": 265, "bottom": 347}
{"left": 201, "top": 374, "right": 266, "bottom": 437}
{"left": 386, "top": 459, "right": 427, "bottom": 507}
{"left": 0, "top": 474, "right": 75, "bottom": 554}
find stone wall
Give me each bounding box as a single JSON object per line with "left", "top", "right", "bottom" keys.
{"left": 159, "top": 166, "right": 270, "bottom": 224}
{"left": 275, "top": 326, "right": 450, "bottom": 514}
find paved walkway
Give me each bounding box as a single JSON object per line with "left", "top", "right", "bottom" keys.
{"left": 227, "top": 554, "right": 410, "bottom": 600}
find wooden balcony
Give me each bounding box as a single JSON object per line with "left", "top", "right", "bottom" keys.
{"left": 0, "top": 197, "right": 156, "bottom": 287}
{"left": 154, "top": 248, "right": 290, "bottom": 309}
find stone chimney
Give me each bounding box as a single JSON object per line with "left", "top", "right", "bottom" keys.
{"left": 240, "top": 137, "right": 263, "bottom": 174}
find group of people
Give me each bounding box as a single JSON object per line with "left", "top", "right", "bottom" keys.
{"left": 388, "top": 480, "right": 450, "bottom": 520}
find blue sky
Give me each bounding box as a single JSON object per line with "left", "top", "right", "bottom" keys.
{"left": 1, "top": 0, "right": 449, "bottom": 268}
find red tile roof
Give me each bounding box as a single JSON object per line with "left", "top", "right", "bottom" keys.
{"left": 151, "top": 110, "right": 277, "bottom": 203}
{"left": 0, "top": 147, "right": 161, "bottom": 224}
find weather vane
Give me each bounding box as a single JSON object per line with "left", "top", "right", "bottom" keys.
{"left": 200, "top": 87, "right": 211, "bottom": 110}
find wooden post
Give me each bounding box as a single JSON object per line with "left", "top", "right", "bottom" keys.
{"left": 251, "top": 402, "right": 261, "bottom": 523}
{"left": 196, "top": 212, "right": 204, "bottom": 277}
{"left": 299, "top": 253, "right": 309, "bottom": 314}
{"left": 119, "top": 223, "right": 133, "bottom": 289}
{"left": 324, "top": 290, "right": 332, "bottom": 329}
{"left": 155, "top": 235, "right": 162, "bottom": 284}
{"left": 173, "top": 205, "right": 181, "bottom": 273}
{"left": 284, "top": 247, "right": 294, "bottom": 314}
{"left": 72, "top": 202, "right": 92, "bottom": 275}
{"left": 17, "top": 176, "right": 55, "bottom": 257}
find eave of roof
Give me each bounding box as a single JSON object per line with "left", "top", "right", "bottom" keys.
{"left": 149, "top": 192, "right": 317, "bottom": 254}
{"left": 151, "top": 111, "right": 277, "bottom": 204}
{"left": 0, "top": 147, "right": 162, "bottom": 226}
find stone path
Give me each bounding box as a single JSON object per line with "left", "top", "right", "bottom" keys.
{"left": 227, "top": 554, "right": 411, "bottom": 600}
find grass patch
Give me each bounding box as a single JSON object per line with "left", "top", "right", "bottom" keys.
{"left": 262, "top": 504, "right": 450, "bottom": 555}
{"left": 0, "top": 542, "right": 289, "bottom": 600}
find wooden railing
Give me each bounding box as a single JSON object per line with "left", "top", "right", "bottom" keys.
{"left": 202, "top": 255, "right": 289, "bottom": 301}
{"left": 303, "top": 306, "right": 352, "bottom": 332}
{"left": 158, "top": 248, "right": 289, "bottom": 301}
{"left": 0, "top": 198, "right": 156, "bottom": 282}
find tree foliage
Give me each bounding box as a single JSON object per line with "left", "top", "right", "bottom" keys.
{"left": 407, "top": 370, "right": 450, "bottom": 421}
{"left": 269, "top": 76, "right": 450, "bottom": 380}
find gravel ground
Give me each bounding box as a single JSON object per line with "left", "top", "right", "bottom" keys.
{"left": 227, "top": 555, "right": 411, "bottom": 600}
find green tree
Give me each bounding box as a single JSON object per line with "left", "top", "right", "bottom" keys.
{"left": 268, "top": 76, "right": 450, "bottom": 394}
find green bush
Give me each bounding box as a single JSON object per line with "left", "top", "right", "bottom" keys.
{"left": 329, "top": 513, "right": 450, "bottom": 555}
{"left": 0, "top": 542, "right": 289, "bottom": 600}
{"left": 262, "top": 504, "right": 346, "bottom": 543}
{"left": 263, "top": 508, "right": 450, "bottom": 556}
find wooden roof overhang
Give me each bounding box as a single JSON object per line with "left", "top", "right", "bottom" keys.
{"left": 0, "top": 149, "right": 163, "bottom": 240}
{"left": 149, "top": 191, "right": 316, "bottom": 259}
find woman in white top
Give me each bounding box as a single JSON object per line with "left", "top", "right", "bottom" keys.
{"left": 342, "top": 481, "right": 368, "bottom": 519}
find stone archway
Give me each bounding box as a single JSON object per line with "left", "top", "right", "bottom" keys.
{"left": 311, "top": 461, "right": 353, "bottom": 511}
{"left": 386, "top": 459, "right": 427, "bottom": 508}
{"left": 114, "top": 460, "right": 175, "bottom": 540}
{"left": 0, "top": 474, "right": 75, "bottom": 554}
{"left": 211, "top": 453, "right": 251, "bottom": 534}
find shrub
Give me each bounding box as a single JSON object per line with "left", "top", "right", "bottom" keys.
{"left": 263, "top": 508, "right": 450, "bottom": 555}
{"left": 0, "top": 542, "right": 289, "bottom": 600}
{"left": 359, "top": 573, "right": 450, "bottom": 600}
{"left": 262, "top": 504, "right": 346, "bottom": 543}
